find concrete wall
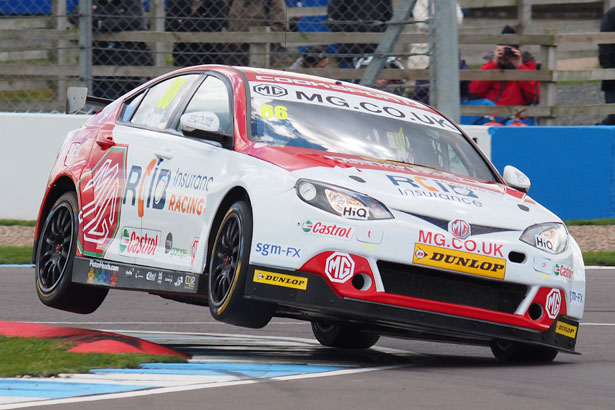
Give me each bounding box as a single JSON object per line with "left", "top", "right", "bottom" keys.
{"left": 0, "top": 113, "right": 90, "bottom": 220}
{"left": 0, "top": 113, "right": 608, "bottom": 221}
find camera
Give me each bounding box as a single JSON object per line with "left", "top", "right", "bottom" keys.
{"left": 503, "top": 46, "right": 516, "bottom": 58}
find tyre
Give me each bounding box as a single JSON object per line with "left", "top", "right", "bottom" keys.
{"left": 311, "top": 321, "right": 380, "bottom": 349}
{"left": 490, "top": 340, "right": 558, "bottom": 363}
{"left": 208, "top": 200, "right": 273, "bottom": 328}
{"left": 35, "top": 191, "right": 108, "bottom": 314}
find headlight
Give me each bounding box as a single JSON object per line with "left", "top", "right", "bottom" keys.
{"left": 296, "top": 179, "right": 393, "bottom": 220}
{"left": 520, "top": 222, "right": 568, "bottom": 254}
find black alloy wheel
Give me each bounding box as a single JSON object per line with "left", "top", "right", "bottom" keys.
{"left": 35, "top": 191, "right": 108, "bottom": 313}
{"left": 208, "top": 200, "right": 273, "bottom": 328}
{"left": 37, "top": 200, "right": 74, "bottom": 293}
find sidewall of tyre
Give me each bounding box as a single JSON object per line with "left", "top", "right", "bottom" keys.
{"left": 35, "top": 191, "right": 108, "bottom": 314}
{"left": 490, "top": 340, "right": 558, "bottom": 362}
{"left": 208, "top": 200, "right": 273, "bottom": 328}
{"left": 311, "top": 321, "right": 380, "bottom": 349}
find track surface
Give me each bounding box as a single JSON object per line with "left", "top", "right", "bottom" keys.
{"left": 1, "top": 266, "right": 614, "bottom": 409}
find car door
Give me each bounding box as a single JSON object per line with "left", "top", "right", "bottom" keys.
{"left": 136, "top": 73, "right": 235, "bottom": 273}
{"left": 83, "top": 73, "right": 202, "bottom": 267}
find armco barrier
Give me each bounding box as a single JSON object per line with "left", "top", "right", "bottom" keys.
{"left": 490, "top": 126, "right": 615, "bottom": 221}
{"left": 0, "top": 112, "right": 609, "bottom": 221}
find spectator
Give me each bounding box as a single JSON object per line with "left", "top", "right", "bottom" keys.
{"left": 290, "top": 45, "right": 329, "bottom": 68}
{"left": 225, "top": 0, "right": 288, "bottom": 67}
{"left": 406, "top": 0, "right": 463, "bottom": 72}
{"left": 354, "top": 56, "right": 405, "bottom": 96}
{"left": 410, "top": 57, "right": 472, "bottom": 105}
{"left": 468, "top": 26, "right": 539, "bottom": 106}
{"left": 599, "top": 6, "right": 615, "bottom": 103}
{"left": 165, "top": 0, "right": 228, "bottom": 67}
{"left": 69, "top": 0, "right": 154, "bottom": 100}
{"left": 326, "top": 0, "right": 392, "bottom": 68}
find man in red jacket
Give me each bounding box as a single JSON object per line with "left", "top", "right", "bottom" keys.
{"left": 469, "top": 44, "right": 540, "bottom": 106}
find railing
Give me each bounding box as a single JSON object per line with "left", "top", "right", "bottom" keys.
{"left": 2, "top": 0, "right": 615, "bottom": 123}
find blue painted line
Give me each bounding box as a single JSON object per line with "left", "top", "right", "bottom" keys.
{"left": 142, "top": 362, "right": 344, "bottom": 373}
{"left": 0, "top": 379, "right": 155, "bottom": 399}
{"left": 91, "top": 362, "right": 345, "bottom": 378}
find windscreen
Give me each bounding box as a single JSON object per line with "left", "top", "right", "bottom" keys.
{"left": 249, "top": 81, "right": 496, "bottom": 182}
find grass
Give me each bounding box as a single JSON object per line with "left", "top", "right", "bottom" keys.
{"left": 0, "top": 219, "right": 36, "bottom": 227}
{"left": 0, "top": 246, "right": 33, "bottom": 264}
{"left": 1, "top": 220, "right": 615, "bottom": 265}
{"left": 0, "top": 335, "right": 186, "bottom": 377}
{"left": 564, "top": 218, "right": 615, "bottom": 226}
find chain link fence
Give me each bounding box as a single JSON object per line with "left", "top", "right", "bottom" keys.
{"left": 1, "top": 0, "right": 433, "bottom": 112}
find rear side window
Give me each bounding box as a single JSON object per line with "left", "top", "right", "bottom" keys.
{"left": 130, "top": 74, "right": 199, "bottom": 130}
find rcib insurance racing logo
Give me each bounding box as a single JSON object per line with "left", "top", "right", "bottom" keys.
{"left": 545, "top": 289, "right": 562, "bottom": 319}
{"left": 78, "top": 147, "right": 126, "bottom": 257}
{"left": 325, "top": 252, "right": 355, "bottom": 283}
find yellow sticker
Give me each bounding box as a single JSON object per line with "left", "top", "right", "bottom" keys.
{"left": 413, "top": 243, "right": 506, "bottom": 279}
{"left": 555, "top": 321, "right": 578, "bottom": 338}
{"left": 260, "top": 104, "right": 288, "bottom": 120}
{"left": 157, "top": 77, "right": 187, "bottom": 110}
{"left": 253, "top": 269, "right": 308, "bottom": 290}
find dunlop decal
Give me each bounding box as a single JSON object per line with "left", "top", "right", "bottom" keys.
{"left": 555, "top": 321, "right": 578, "bottom": 339}
{"left": 253, "top": 270, "right": 308, "bottom": 290}
{"left": 413, "top": 243, "right": 506, "bottom": 279}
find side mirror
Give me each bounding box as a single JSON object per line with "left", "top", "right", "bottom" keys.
{"left": 180, "top": 111, "right": 221, "bottom": 134}
{"left": 502, "top": 165, "right": 531, "bottom": 193}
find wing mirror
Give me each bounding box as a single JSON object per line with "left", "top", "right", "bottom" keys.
{"left": 180, "top": 111, "right": 232, "bottom": 147}
{"left": 181, "top": 111, "right": 220, "bottom": 134}
{"left": 502, "top": 165, "right": 531, "bottom": 193}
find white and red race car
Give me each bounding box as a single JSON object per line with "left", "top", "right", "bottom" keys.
{"left": 34, "top": 66, "right": 584, "bottom": 361}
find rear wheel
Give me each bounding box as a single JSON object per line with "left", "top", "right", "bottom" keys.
{"left": 311, "top": 321, "right": 380, "bottom": 349}
{"left": 35, "top": 191, "right": 108, "bottom": 314}
{"left": 490, "top": 340, "right": 558, "bottom": 363}
{"left": 208, "top": 200, "right": 273, "bottom": 328}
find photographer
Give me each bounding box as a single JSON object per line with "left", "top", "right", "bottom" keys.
{"left": 469, "top": 40, "right": 539, "bottom": 106}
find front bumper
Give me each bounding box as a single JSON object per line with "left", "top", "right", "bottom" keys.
{"left": 245, "top": 264, "right": 580, "bottom": 353}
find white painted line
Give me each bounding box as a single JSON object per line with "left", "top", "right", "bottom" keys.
{"left": 581, "top": 323, "right": 615, "bottom": 326}
{"left": 0, "top": 365, "right": 398, "bottom": 410}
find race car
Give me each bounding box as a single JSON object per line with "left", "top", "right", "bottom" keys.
{"left": 33, "top": 65, "right": 585, "bottom": 362}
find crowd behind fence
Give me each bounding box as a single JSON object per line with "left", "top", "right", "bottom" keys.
{"left": 1, "top": 0, "right": 615, "bottom": 125}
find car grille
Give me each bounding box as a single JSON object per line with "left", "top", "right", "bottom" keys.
{"left": 377, "top": 261, "right": 527, "bottom": 314}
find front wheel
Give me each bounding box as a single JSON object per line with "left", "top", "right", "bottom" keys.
{"left": 311, "top": 321, "right": 380, "bottom": 349}
{"left": 208, "top": 200, "right": 273, "bottom": 328}
{"left": 490, "top": 340, "right": 558, "bottom": 363}
{"left": 35, "top": 191, "right": 108, "bottom": 314}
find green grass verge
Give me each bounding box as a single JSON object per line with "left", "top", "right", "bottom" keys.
{"left": 565, "top": 218, "right": 615, "bottom": 226}
{"left": 2, "top": 245, "right": 615, "bottom": 265}
{"left": 0, "top": 219, "right": 36, "bottom": 227}
{"left": 0, "top": 335, "right": 186, "bottom": 377}
{"left": 0, "top": 246, "right": 33, "bottom": 264}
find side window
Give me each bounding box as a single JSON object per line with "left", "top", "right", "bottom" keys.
{"left": 119, "top": 92, "right": 145, "bottom": 122}
{"left": 181, "top": 76, "right": 232, "bottom": 135}
{"left": 130, "top": 74, "right": 200, "bottom": 130}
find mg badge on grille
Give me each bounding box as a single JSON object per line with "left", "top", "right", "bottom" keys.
{"left": 449, "top": 219, "right": 471, "bottom": 239}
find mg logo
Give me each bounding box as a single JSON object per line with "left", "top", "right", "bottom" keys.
{"left": 253, "top": 84, "right": 288, "bottom": 97}
{"left": 545, "top": 289, "right": 561, "bottom": 319}
{"left": 449, "top": 219, "right": 471, "bottom": 239}
{"left": 325, "top": 252, "right": 355, "bottom": 283}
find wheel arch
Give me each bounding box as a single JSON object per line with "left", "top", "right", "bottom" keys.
{"left": 33, "top": 176, "right": 77, "bottom": 264}
{"left": 204, "top": 186, "right": 252, "bottom": 274}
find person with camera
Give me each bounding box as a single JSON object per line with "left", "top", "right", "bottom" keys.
{"left": 468, "top": 42, "right": 539, "bottom": 106}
